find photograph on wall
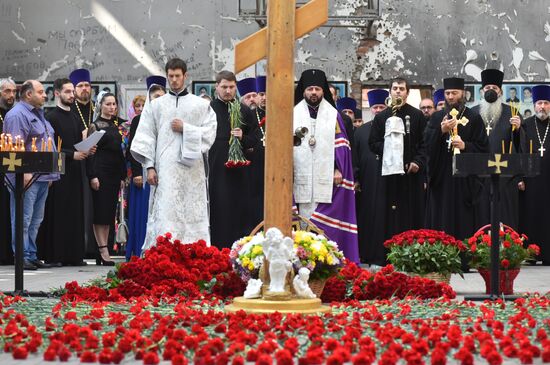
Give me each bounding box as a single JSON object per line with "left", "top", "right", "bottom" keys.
{"left": 465, "top": 81, "right": 541, "bottom": 118}
{"left": 192, "top": 81, "right": 216, "bottom": 101}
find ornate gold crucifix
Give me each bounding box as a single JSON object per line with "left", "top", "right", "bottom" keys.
{"left": 449, "top": 108, "right": 469, "bottom": 155}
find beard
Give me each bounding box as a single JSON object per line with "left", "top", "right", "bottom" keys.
{"left": 479, "top": 96, "right": 503, "bottom": 123}
{"left": 60, "top": 96, "right": 74, "bottom": 107}
{"left": 536, "top": 110, "right": 549, "bottom": 121}
{"left": 444, "top": 99, "right": 465, "bottom": 114}
{"left": 305, "top": 95, "right": 322, "bottom": 107}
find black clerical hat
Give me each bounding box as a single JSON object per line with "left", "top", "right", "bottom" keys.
{"left": 443, "top": 77, "right": 464, "bottom": 90}
{"left": 294, "top": 69, "right": 335, "bottom": 107}
{"left": 532, "top": 85, "right": 550, "bottom": 103}
{"left": 481, "top": 69, "right": 504, "bottom": 88}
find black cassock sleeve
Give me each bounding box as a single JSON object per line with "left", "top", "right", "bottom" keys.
{"left": 368, "top": 111, "right": 387, "bottom": 156}
{"left": 463, "top": 113, "right": 489, "bottom": 153}
{"left": 86, "top": 122, "right": 98, "bottom": 180}
{"left": 240, "top": 105, "right": 260, "bottom": 150}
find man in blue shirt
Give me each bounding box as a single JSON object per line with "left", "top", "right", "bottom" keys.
{"left": 3, "top": 80, "right": 59, "bottom": 270}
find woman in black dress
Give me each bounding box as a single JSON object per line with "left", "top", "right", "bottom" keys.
{"left": 87, "top": 92, "right": 126, "bottom": 265}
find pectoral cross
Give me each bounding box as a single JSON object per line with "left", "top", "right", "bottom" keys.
{"left": 488, "top": 154, "right": 508, "bottom": 174}
{"left": 539, "top": 146, "right": 546, "bottom": 157}
{"left": 2, "top": 152, "right": 22, "bottom": 172}
{"left": 485, "top": 120, "right": 493, "bottom": 136}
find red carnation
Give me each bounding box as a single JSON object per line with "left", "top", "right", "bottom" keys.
{"left": 80, "top": 351, "right": 97, "bottom": 363}
{"left": 13, "top": 346, "right": 28, "bottom": 359}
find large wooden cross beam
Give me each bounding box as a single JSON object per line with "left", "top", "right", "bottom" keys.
{"left": 234, "top": 0, "right": 328, "bottom": 235}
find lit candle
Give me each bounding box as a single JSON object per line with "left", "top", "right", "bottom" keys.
{"left": 530, "top": 140, "right": 533, "bottom": 154}
{"left": 31, "top": 137, "right": 37, "bottom": 152}
{"left": 57, "top": 136, "right": 62, "bottom": 153}
{"left": 47, "top": 137, "right": 52, "bottom": 152}
{"left": 502, "top": 140, "right": 505, "bottom": 154}
{"left": 509, "top": 140, "right": 513, "bottom": 154}
{"left": 41, "top": 138, "right": 45, "bottom": 152}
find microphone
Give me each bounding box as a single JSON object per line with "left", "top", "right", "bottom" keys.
{"left": 405, "top": 115, "right": 410, "bottom": 134}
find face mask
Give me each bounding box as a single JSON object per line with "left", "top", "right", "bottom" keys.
{"left": 484, "top": 89, "right": 498, "bottom": 103}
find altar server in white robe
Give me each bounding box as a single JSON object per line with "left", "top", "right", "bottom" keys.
{"left": 131, "top": 58, "right": 217, "bottom": 249}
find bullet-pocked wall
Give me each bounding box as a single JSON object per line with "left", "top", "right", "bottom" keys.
{"left": 1, "top": 0, "right": 549, "bottom": 87}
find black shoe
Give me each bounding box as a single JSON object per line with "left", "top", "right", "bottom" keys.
{"left": 96, "top": 246, "right": 115, "bottom": 266}
{"left": 47, "top": 262, "right": 63, "bottom": 267}
{"left": 30, "top": 260, "right": 52, "bottom": 269}
{"left": 23, "top": 260, "right": 38, "bottom": 270}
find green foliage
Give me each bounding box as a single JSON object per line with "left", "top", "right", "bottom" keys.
{"left": 387, "top": 241, "right": 463, "bottom": 276}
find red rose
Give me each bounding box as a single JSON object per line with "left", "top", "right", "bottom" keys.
{"left": 500, "top": 259, "right": 510, "bottom": 269}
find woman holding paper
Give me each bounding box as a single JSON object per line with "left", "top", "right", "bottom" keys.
{"left": 87, "top": 92, "right": 126, "bottom": 265}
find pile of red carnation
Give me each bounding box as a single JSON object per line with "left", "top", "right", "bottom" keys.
{"left": 62, "top": 233, "right": 246, "bottom": 302}
{"left": 321, "top": 262, "right": 456, "bottom": 302}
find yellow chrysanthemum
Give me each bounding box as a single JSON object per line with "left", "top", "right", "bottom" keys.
{"left": 252, "top": 245, "right": 263, "bottom": 255}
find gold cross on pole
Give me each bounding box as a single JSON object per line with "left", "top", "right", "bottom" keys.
{"left": 488, "top": 153, "right": 508, "bottom": 174}
{"left": 2, "top": 152, "right": 22, "bottom": 172}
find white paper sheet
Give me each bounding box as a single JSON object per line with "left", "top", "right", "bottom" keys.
{"left": 74, "top": 130, "right": 105, "bottom": 152}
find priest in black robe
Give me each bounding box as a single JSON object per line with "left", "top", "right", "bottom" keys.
{"left": 238, "top": 76, "right": 265, "bottom": 229}
{"left": 471, "top": 69, "right": 523, "bottom": 230}
{"left": 354, "top": 89, "right": 388, "bottom": 265}
{"left": 209, "top": 71, "right": 259, "bottom": 249}
{"left": 368, "top": 78, "right": 428, "bottom": 265}
{"left": 69, "top": 68, "right": 97, "bottom": 258}
{"left": 0, "top": 78, "right": 16, "bottom": 264}
{"left": 38, "top": 78, "right": 94, "bottom": 265}
{"left": 424, "top": 77, "right": 489, "bottom": 241}
{"left": 519, "top": 85, "right": 550, "bottom": 265}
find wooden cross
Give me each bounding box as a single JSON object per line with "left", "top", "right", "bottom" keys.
{"left": 2, "top": 152, "right": 22, "bottom": 172}
{"left": 487, "top": 154, "right": 508, "bottom": 174}
{"left": 234, "top": 0, "right": 328, "bottom": 235}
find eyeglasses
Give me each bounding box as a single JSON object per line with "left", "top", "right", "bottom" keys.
{"left": 420, "top": 106, "right": 434, "bottom": 110}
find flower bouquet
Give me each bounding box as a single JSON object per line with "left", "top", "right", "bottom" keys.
{"left": 384, "top": 229, "right": 466, "bottom": 281}
{"left": 465, "top": 225, "right": 540, "bottom": 294}
{"left": 225, "top": 99, "right": 250, "bottom": 168}
{"left": 465, "top": 225, "right": 540, "bottom": 270}
{"left": 230, "top": 231, "right": 345, "bottom": 285}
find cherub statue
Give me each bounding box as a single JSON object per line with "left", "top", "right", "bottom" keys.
{"left": 263, "top": 228, "right": 294, "bottom": 293}
{"left": 293, "top": 267, "right": 316, "bottom": 299}
{"left": 243, "top": 278, "right": 263, "bottom": 299}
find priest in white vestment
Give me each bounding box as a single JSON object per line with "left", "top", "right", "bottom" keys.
{"left": 130, "top": 58, "right": 217, "bottom": 249}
